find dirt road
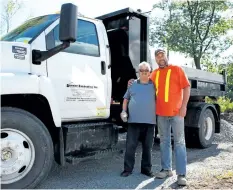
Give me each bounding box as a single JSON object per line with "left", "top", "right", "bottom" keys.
{"left": 37, "top": 119, "right": 233, "bottom": 189}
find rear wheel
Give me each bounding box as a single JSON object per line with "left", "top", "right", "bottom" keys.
{"left": 1, "top": 107, "right": 54, "bottom": 189}
{"left": 198, "top": 109, "right": 215, "bottom": 148}
{"left": 186, "top": 108, "right": 215, "bottom": 148}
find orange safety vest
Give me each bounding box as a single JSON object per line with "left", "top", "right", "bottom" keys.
{"left": 150, "top": 65, "right": 190, "bottom": 116}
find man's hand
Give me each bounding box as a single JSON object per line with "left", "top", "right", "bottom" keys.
{"left": 120, "top": 110, "right": 128, "bottom": 122}
{"left": 127, "top": 79, "right": 134, "bottom": 88}
{"left": 179, "top": 105, "right": 187, "bottom": 117}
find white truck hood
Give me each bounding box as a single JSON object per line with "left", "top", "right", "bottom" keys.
{"left": 0, "top": 41, "right": 31, "bottom": 74}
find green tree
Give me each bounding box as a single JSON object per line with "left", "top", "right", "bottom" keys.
{"left": 203, "top": 55, "right": 233, "bottom": 112}
{"left": 1, "top": 0, "right": 23, "bottom": 33}
{"left": 202, "top": 55, "right": 233, "bottom": 99}
{"left": 225, "top": 61, "right": 233, "bottom": 100}
{"left": 150, "top": 0, "right": 233, "bottom": 69}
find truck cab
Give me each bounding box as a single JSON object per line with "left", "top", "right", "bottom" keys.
{"left": 1, "top": 7, "right": 150, "bottom": 123}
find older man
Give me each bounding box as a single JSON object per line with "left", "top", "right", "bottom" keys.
{"left": 120, "top": 62, "right": 156, "bottom": 177}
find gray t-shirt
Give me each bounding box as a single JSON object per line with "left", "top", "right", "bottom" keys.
{"left": 123, "top": 79, "right": 156, "bottom": 124}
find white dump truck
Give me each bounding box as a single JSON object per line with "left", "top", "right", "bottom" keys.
{"left": 0, "top": 3, "right": 227, "bottom": 189}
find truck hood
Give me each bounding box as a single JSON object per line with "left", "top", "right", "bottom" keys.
{"left": 0, "top": 41, "right": 31, "bottom": 74}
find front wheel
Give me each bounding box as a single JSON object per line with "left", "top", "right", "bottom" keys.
{"left": 1, "top": 107, "right": 54, "bottom": 189}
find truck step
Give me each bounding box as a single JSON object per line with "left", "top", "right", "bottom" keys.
{"left": 62, "top": 121, "right": 119, "bottom": 155}
{"left": 65, "top": 147, "right": 123, "bottom": 165}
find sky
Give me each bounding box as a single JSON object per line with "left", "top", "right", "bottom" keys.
{"left": 0, "top": 0, "right": 159, "bottom": 28}
{"left": 0, "top": 0, "right": 232, "bottom": 67}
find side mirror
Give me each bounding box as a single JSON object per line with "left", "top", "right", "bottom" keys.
{"left": 59, "top": 3, "right": 77, "bottom": 43}
{"left": 32, "top": 3, "right": 78, "bottom": 65}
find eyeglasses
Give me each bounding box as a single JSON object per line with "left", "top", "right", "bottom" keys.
{"left": 139, "top": 69, "right": 149, "bottom": 72}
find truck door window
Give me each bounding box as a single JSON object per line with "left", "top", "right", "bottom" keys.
{"left": 47, "top": 19, "right": 100, "bottom": 57}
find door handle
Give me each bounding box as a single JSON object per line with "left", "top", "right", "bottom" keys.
{"left": 101, "top": 61, "right": 106, "bottom": 75}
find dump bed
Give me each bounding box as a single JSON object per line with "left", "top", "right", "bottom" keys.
{"left": 96, "top": 8, "right": 150, "bottom": 71}
{"left": 96, "top": 8, "right": 227, "bottom": 99}
{"left": 182, "top": 66, "right": 226, "bottom": 98}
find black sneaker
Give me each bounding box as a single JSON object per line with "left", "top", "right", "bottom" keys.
{"left": 120, "top": 171, "right": 132, "bottom": 177}
{"left": 141, "top": 170, "right": 154, "bottom": 177}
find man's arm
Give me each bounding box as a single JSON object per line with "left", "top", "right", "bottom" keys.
{"left": 121, "top": 99, "right": 129, "bottom": 122}
{"left": 122, "top": 87, "right": 131, "bottom": 110}
{"left": 178, "top": 66, "right": 191, "bottom": 117}
{"left": 122, "top": 99, "right": 128, "bottom": 111}
{"left": 182, "top": 86, "right": 190, "bottom": 108}
{"left": 121, "top": 88, "right": 130, "bottom": 122}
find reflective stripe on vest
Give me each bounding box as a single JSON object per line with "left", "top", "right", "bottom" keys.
{"left": 154, "top": 69, "right": 172, "bottom": 102}
{"left": 165, "top": 69, "right": 171, "bottom": 102}
{"left": 155, "top": 70, "right": 160, "bottom": 96}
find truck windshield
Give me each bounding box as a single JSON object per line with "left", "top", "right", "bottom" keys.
{"left": 0, "top": 14, "right": 59, "bottom": 43}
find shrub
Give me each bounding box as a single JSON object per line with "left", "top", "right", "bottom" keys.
{"left": 206, "top": 96, "right": 233, "bottom": 113}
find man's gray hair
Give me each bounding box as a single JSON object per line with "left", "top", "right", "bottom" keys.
{"left": 138, "top": 61, "right": 151, "bottom": 72}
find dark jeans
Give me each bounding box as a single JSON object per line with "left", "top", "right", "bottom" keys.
{"left": 124, "top": 123, "right": 155, "bottom": 173}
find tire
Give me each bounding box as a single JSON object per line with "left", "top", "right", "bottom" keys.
{"left": 198, "top": 108, "right": 215, "bottom": 148}
{"left": 1, "top": 107, "right": 54, "bottom": 189}
{"left": 186, "top": 108, "right": 215, "bottom": 148}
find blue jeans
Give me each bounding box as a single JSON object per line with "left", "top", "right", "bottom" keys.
{"left": 157, "top": 116, "right": 187, "bottom": 175}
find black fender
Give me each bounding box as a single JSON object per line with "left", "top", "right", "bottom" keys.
{"left": 185, "top": 102, "right": 221, "bottom": 133}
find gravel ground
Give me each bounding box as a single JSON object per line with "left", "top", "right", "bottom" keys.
{"left": 37, "top": 119, "right": 233, "bottom": 189}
